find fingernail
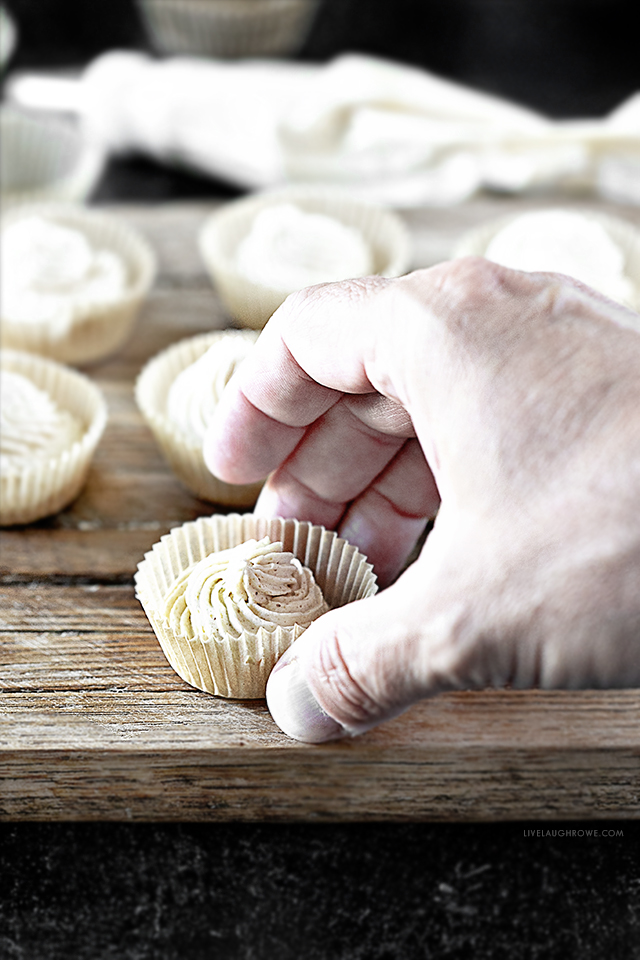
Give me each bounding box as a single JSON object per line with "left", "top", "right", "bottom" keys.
{"left": 266, "top": 656, "right": 345, "bottom": 743}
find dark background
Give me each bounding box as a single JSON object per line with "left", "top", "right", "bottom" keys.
{"left": 1, "top": 821, "right": 639, "bottom": 959}
{"left": 3, "top": 0, "right": 640, "bottom": 201}
{"left": 2, "top": 2, "right": 640, "bottom": 957}
{"left": 5, "top": 0, "right": 639, "bottom": 116}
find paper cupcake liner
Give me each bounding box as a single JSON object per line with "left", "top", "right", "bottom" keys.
{"left": 452, "top": 208, "right": 640, "bottom": 316}
{"left": 199, "top": 185, "right": 413, "bottom": 329}
{"left": 135, "top": 514, "right": 378, "bottom": 698}
{"left": 135, "top": 329, "right": 263, "bottom": 506}
{"left": 0, "top": 6, "right": 18, "bottom": 72}
{"left": 136, "top": 0, "right": 320, "bottom": 59}
{"left": 0, "top": 349, "right": 108, "bottom": 526}
{"left": 0, "top": 106, "right": 105, "bottom": 209}
{"left": 1, "top": 203, "right": 157, "bottom": 365}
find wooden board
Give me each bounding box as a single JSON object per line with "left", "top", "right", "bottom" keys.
{"left": 2, "top": 196, "right": 640, "bottom": 821}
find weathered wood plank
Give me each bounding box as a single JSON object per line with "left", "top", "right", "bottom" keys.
{"left": 3, "top": 198, "right": 640, "bottom": 821}
{"left": 4, "top": 677, "right": 640, "bottom": 751}
{"left": 2, "top": 727, "right": 640, "bottom": 821}
{"left": 0, "top": 583, "right": 149, "bottom": 629}
{"left": 89, "top": 288, "right": 231, "bottom": 382}
{"left": 1, "top": 583, "right": 640, "bottom": 820}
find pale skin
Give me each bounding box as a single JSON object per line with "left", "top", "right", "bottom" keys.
{"left": 205, "top": 257, "right": 640, "bottom": 741}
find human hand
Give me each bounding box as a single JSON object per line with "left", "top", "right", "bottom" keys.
{"left": 204, "top": 258, "right": 640, "bottom": 741}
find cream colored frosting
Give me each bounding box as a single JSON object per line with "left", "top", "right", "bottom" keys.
{"left": 166, "top": 332, "right": 257, "bottom": 443}
{"left": 0, "top": 216, "right": 128, "bottom": 337}
{"left": 235, "top": 202, "right": 373, "bottom": 290}
{"left": 0, "top": 369, "right": 82, "bottom": 471}
{"left": 163, "top": 537, "right": 329, "bottom": 643}
{"left": 484, "top": 210, "right": 634, "bottom": 307}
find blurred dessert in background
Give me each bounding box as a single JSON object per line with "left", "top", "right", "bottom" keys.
{"left": 135, "top": 0, "right": 321, "bottom": 59}
{"left": 453, "top": 208, "right": 640, "bottom": 318}
{"left": 0, "top": 349, "right": 107, "bottom": 526}
{"left": 0, "top": 204, "right": 156, "bottom": 365}
{"left": 199, "top": 185, "right": 412, "bottom": 329}
{"left": 135, "top": 329, "right": 265, "bottom": 506}
{"left": 0, "top": 106, "right": 105, "bottom": 209}
{"left": 235, "top": 202, "right": 373, "bottom": 290}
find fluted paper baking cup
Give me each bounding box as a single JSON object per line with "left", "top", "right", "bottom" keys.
{"left": 0, "top": 107, "right": 105, "bottom": 208}
{"left": 135, "top": 514, "right": 378, "bottom": 698}
{"left": 452, "top": 208, "right": 640, "bottom": 315}
{"left": 136, "top": 0, "right": 320, "bottom": 59}
{"left": 135, "top": 329, "right": 263, "bottom": 506}
{"left": 199, "top": 185, "right": 413, "bottom": 329}
{"left": 1, "top": 203, "right": 157, "bottom": 365}
{"left": 0, "top": 349, "right": 107, "bottom": 525}
{"left": 0, "top": 6, "right": 18, "bottom": 73}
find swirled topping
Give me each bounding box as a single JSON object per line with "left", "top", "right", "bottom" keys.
{"left": 235, "top": 203, "right": 373, "bottom": 291}
{"left": 484, "top": 210, "right": 634, "bottom": 307}
{"left": 0, "top": 369, "right": 82, "bottom": 471}
{"left": 166, "top": 332, "right": 257, "bottom": 443}
{"left": 163, "top": 537, "right": 329, "bottom": 642}
{"left": 1, "top": 216, "right": 128, "bottom": 337}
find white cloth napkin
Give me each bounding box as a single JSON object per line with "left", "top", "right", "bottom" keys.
{"left": 78, "top": 50, "right": 640, "bottom": 208}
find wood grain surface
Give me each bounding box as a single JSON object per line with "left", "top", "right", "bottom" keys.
{"left": 2, "top": 196, "right": 640, "bottom": 821}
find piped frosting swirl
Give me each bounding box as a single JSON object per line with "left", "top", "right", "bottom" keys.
{"left": 163, "top": 537, "right": 329, "bottom": 643}
{"left": 165, "top": 332, "right": 257, "bottom": 443}
{"left": 236, "top": 203, "right": 373, "bottom": 290}
{"left": 484, "top": 210, "right": 634, "bottom": 306}
{"left": 0, "top": 369, "right": 82, "bottom": 471}
{"left": 1, "top": 216, "right": 127, "bottom": 338}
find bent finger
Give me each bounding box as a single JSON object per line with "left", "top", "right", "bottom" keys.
{"left": 204, "top": 277, "right": 400, "bottom": 485}
{"left": 338, "top": 438, "right": 439, "bottom": 586}
{"left": 254, "top": 394, "right": 407, "bottom": 526}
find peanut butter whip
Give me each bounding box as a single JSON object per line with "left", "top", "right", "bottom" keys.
{"left": 235, "top": 202, "right": 373, "bottom": 290}
{"left": 165, "top": 332, "right": 256, "bottom": 443}
{"left": 484, "top": 210, "right": 634, "bottom": 307}
{"left": 163, "top": 537, "right": 329, "bottom": 643}
{"left": 0, "top": 369, "right": 82, "bottom": 470}
{"left": 1, "top": 215, "right": 127, "bottom": 338}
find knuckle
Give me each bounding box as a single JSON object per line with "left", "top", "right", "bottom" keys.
{"left": 281, "top": 275, "right": 389, "bottom": 315}
{"left": 422, "top": 256, "right": 508, "bottom": 307}
{"left": 440, "top": 257, "right": 509, "bottom": 322}
{"left": 307, "top": 618, "right": 386, "bottom": 730}
{"left": 272, "top": 286, "right": 316, "bottom": 328}
{"left": 402, "top": 257, "right": 519, "bottom": 347}
{"left": 272, "top": 278, "right": 389, "bottom": 344}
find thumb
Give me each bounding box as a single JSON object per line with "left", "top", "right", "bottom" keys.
{"left": 266, "top": 549, "right": 478, "bottom": 742}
